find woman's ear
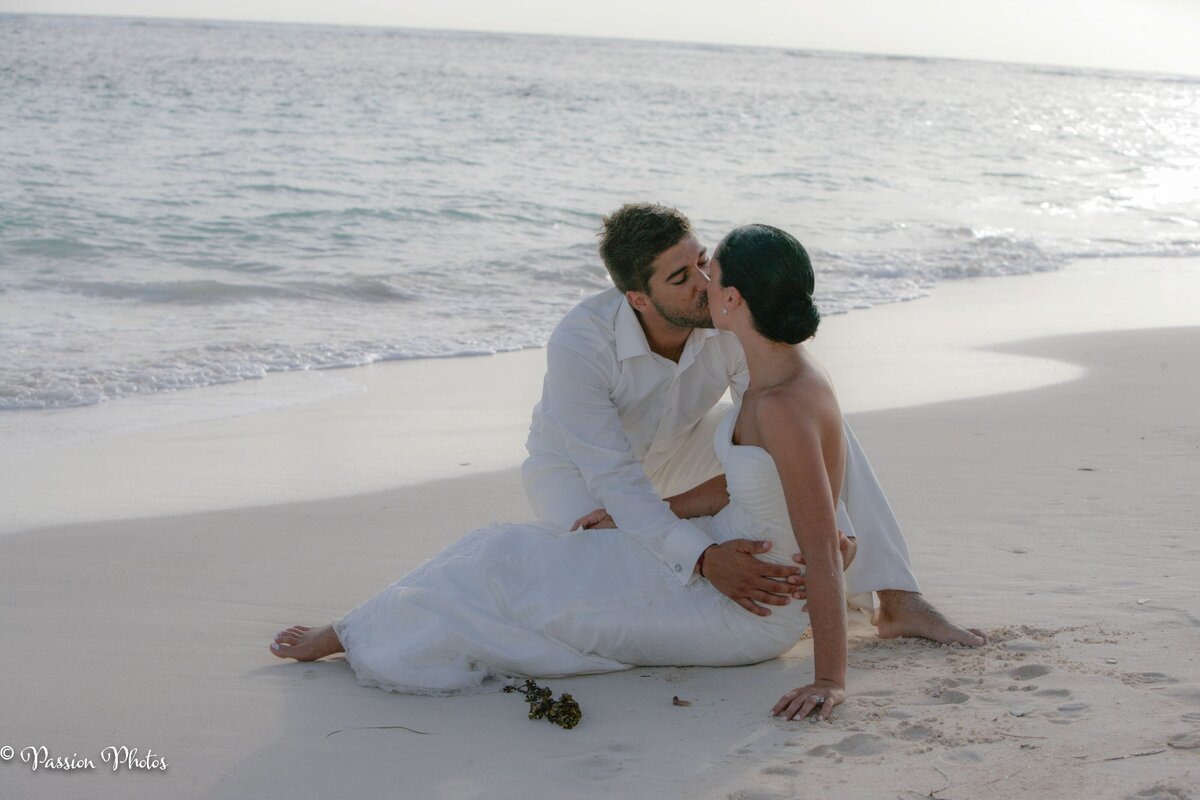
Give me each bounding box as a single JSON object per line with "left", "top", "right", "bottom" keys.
{"left": 724, "top": 286, "right": 744, "bottom": 313}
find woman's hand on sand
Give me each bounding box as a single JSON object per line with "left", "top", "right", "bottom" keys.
{"left": 570, "top": 508, "right": 616, "bottom": 530}
{"left": 773, "top": 680, "right": 845, "bottom": 721}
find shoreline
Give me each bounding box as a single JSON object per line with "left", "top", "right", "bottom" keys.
{"left": 2, "top": 255, "right": 1199, "bottom": 537}
{"left": 1, "top": 321, "right": 1196, "bottom": 798}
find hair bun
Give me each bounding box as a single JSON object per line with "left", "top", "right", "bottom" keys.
{"left": 713, "top": 224, "right": 820, "bottom": 345}
{"left": 769, "top": 299, "right": 820, "bottom": 344}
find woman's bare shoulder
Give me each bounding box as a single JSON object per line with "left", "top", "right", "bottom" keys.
{"left": 768, "top": 358, "right": 838, "bottom": 406}
{"left": 754, "top": 367, "right": 841, "bottom": 444}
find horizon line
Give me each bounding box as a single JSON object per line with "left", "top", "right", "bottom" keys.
{"left": 4, "top": 9, "right": 1198, "bottom": 81}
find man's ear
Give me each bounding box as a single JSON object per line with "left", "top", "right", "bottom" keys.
{"left": 625, "top": 290, "right": 652, "bottom": 313}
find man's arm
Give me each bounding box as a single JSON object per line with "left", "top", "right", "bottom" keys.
{"left": 544, "top": 340, "right": 715, "bottom": 581}
{"left": 571, "top": 475, "right": 728, "bottom": 530}
{"left": 545, "top": 341, "right": 799, "bottom": 611}
{"left": 667, "top": 474, "right": 729, "bottom": 519}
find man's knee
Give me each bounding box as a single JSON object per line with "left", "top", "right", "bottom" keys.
{"left": 647, "top": 407, "right": 727, "bottom": 498}
{"left": 522, "top": 459, "right": 599, "bottom": 528}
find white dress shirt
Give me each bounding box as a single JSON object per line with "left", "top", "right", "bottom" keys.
{"left": 525, "top": 288, "right": 748, "bottom": 584}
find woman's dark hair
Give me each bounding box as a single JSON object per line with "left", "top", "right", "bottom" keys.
{"left": 714, "top": 224, "right": 821, "bottom": 344}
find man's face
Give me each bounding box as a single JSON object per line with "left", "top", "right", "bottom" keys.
{"left": 637, "top": 233, "right": 713, "bottom": 330}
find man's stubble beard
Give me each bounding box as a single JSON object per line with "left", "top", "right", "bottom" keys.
{"left": 651, "top": 294, "right": 714, "bottom": 331}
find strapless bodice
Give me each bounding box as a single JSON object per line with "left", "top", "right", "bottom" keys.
{"left": 706, "top": 407, "right": 799, "bottom": 566}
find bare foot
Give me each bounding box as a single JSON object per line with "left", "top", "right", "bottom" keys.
{"left": 874, "top": 591, "right": 987, "bottom": 647}
{"left": 269, "top": 624, "right": 344, "bottom": 661}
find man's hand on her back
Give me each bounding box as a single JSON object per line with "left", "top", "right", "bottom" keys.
{"left": 698, "top": 540, "right": 800, "bottom": 616}
{"left": 786, "top": 531, "right": 856, "bottom": 601}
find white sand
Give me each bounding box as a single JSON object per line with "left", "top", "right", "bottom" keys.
{"left": 1, "top": 257, "right": 1198, "bottom": 799}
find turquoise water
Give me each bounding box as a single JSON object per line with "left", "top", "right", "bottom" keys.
{"left": 2, "top": 14, "right": 1198, "bottom": 409}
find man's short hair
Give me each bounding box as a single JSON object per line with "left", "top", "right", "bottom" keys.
{"left": 598, "top": 203, "right": 692, "bottom": 294}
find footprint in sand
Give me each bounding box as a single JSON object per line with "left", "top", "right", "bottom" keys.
{"left": 896, "top": 723, "right": 937, "bottom": 742}
{"left": 920, "top": 689, "right": 970, "bottom": 705}
{"left": 759, "top": 766, "right": 800, "bottom": 777}
{"left": 1005, "top": 684, "right": 1040, "bottom": 693}
{"left": 566, "top": 753, "right": 623, "bottom": 781}
{"left": 1167, "top": 731, "right": 1200, "bottom": 750}
{"left": 1123, "top": 671, "right": 1179, "bottom": 686}
{"left": 1161, "top": 687, "right": 1200, "bottom": 706}
{"left": 1008, "top": 664, "right": 1051, "bottom": 681}
{"left": 1005, "top": 691, "right": 1090, "bottom": 724}
{"left": 806, "top": 733, "right": 890, "bottom": 758}
{"left": 1126, "top": 784, "right": 1192, "bottom": 800}
{"left": 943, "top": 748, "right": 984, "bottom": 764}
{"left": 917, "top": 678, "right": 971, "bottom": 706}
{"left": 1043, "top": 701, "right": 1090, "bottom": 725}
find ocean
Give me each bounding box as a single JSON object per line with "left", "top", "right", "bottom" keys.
{"left": 2, "top": 13, "right": 1198, "bottom": 413}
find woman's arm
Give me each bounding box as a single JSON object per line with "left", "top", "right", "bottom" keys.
{"left": 757, "top": 392, "right": 848, "bottom": 720}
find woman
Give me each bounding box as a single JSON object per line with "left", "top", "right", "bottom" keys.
{"left": 271, "top": 224, "right": 847, "bottom": 721}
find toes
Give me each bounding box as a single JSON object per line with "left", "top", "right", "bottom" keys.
{"left": 275, "top": 625, "right": 313, "bottom": 642}
{"left": 952, "top": 627, "right": 986, "bottom": 647}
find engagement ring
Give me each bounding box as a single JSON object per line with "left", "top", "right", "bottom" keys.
{"left": 812, "top": 696, "right": 825, "bottom": 705}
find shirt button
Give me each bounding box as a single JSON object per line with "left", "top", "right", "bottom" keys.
{"left": 673, "top": 564, "right": 683, "bottom": 572}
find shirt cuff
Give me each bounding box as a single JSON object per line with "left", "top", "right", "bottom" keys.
{"left": 662, "top": 519, "right": 717, "bottom": 586}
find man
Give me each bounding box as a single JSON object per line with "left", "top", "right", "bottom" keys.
{"left": 523, "top": 203, "right": 983, "bottom": 646}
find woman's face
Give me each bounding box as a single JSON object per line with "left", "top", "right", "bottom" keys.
{"left": 703, "top": 255, "right": 726, "bottom": 328}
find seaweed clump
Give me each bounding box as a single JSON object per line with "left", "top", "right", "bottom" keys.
{"left": 503, "top": 679, "right": 582, "bottom": 730}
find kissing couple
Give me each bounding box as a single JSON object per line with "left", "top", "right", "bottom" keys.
{"left": 271, "top": 203, "right": 985, "bottom": 721}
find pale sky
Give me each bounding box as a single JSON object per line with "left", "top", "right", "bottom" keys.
{"left": 4, "top": 0, "right": 1200, "bottom": 77}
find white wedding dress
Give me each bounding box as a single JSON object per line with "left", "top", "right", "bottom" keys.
{"left": 334, "top": 408, "right": 833, "bottom": 694}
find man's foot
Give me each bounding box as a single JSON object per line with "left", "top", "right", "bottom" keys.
{"left": 269, "top": 624, "right": 344, "bottom": 661}
{"left": 874, "top": 590, "right": 987, "bottom": 647}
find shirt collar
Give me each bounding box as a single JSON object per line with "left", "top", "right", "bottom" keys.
{"left": 615, "top": 297, "right": 650, "bottom": 361}
{"left": 615, "top": 295, "right": 721, "bottom": 363}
